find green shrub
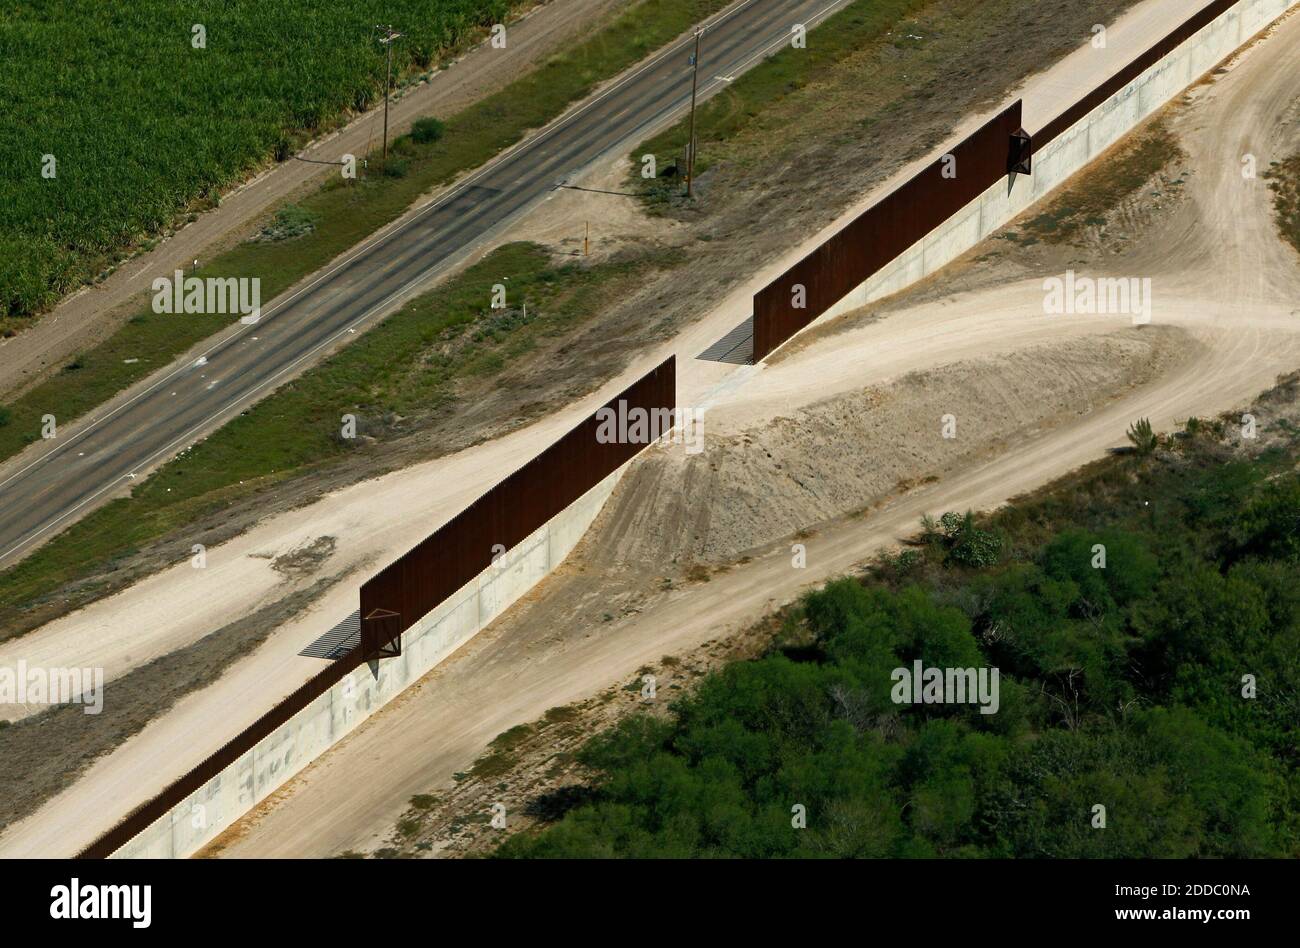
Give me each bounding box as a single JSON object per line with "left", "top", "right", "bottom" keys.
{"left": 252, "top": 204, "right": 319, "bottom": 242}
{"left": 938, "top": 511, "right": 1002, "bottom": 568}
{"left": 1126, "top": 417, "right": 1157, "bottom": 454}
{"left": 410, "top": 116, "right": 446, "bottom": 144}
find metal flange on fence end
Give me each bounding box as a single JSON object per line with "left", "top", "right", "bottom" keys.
{"left": 1008, "top": 128, "right": 1033, "bottom": 175}
{"left": 361, "top": 608, "right": 402, "bottom": 659}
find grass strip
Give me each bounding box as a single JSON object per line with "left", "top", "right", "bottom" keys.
{"left": 0, "top": 242, "right": 682, "bottom": 637}
{"left": 630, "top": 0, "right": 929, "bottom": 206}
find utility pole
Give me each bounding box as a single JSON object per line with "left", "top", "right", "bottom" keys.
{"left": 686, "top": 28, "right": 703, "bottom": 197}
{"left": 376, "top": 25, "right": 403, "bottom": 173}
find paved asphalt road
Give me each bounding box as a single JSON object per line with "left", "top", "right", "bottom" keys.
{"left": 0, "top": 0, "right": 851, "bottom": 570}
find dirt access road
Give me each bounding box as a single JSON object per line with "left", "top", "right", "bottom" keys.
{"left": 3, "top": 0, "right": 1288, "bottom": 857}
{"left": 0, "top": 0, "right": 632, "bottom": 401}
{"left": 207, "top": 7, "right": 1300, "bottom": 857}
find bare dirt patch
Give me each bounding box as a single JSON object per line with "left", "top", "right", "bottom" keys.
{"left": 510, "top": 158, "right": 685, "bottom": 265}
{"left": 608, "top": 327, "right": 1193, "bottom": 572}
{"left": 1010, "top": 115, "right": 1188, "bottom": 252}
{"left": 0, "top": 571, "right": 348, "bottom": 833}
{"left": 270, "top": 536, "right": 338, "bottom": 578}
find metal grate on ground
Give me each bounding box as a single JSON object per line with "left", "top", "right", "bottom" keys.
{"left": 696, "top": 315, "right": 754, "bottom": 364}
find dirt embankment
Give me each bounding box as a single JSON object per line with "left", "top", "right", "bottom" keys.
{"left": 502, "top": 316, "right": 1193, "bottom": 640}
{"left": 601, "top": 327, "right": 1192, "bottom": 574}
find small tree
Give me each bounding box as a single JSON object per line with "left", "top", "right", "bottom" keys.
{"left": 934, "top": 510, "right": 1002, "bottom": 568}
{"left": 1126, "top": 417, "right": 1157, "bottom": 455}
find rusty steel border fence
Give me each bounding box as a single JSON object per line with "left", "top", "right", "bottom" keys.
{"left": 76, "top": 356, "right": 675, "bottom": 859}
{"left": 1031, "top": 0, "right": 1241, "bottom": 150}
{"left": 359, "top": 356, "right": 676, "bottom": 652}
{"left": 750, "top": 0, "right": 1259, "bottom": 361}
{"left": 751, "top": 100, "right": 1025, "bottom": 360}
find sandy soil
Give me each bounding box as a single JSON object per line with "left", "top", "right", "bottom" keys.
{"left": 0, "top": 0, "right": 634, "bottom": 401}
{"left": 601, "top": 328, "right": 1192, "bottom": 570}
{"left": 511, "top": 158, "right": 685, "bottom": 264}
{"left": 1, "top": 0, "right": 1296, "bottom": 857}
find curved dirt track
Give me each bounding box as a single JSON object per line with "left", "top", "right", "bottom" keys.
{"left": 203, "top": 11, "right": 1300, "bottom": 857}
{"left": 1, "top": 0, "right": 1295, "bottom": 858}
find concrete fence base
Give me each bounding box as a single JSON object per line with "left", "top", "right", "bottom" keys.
{"left": 111, "top": 464, "right": 627, "bottom": 858}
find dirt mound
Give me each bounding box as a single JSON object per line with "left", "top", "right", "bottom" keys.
{"left": 596, "top": 326, "right": 1192, "bottom": 572}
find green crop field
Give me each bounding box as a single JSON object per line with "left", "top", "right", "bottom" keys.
{"left": 0, "top": 0, "right": 518, "bottom": 322}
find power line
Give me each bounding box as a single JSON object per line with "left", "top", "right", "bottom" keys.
{"left": 291, "top": 155, "right": 350, "bottom": 166}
